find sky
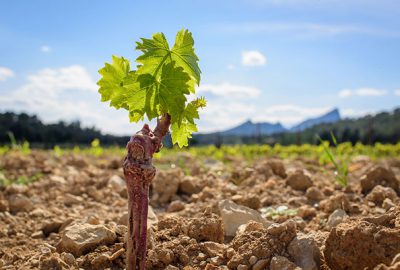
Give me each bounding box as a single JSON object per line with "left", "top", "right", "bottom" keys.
{"left": 0, "top": 0, "right": 399, "bottom": 135}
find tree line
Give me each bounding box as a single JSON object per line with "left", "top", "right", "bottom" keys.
{"left": 0, "top": 108, "right": 399, "bottom": 147}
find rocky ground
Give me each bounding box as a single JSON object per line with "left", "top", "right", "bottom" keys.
{"left": 0, "top": 150, "right": 399, "bottom": 270}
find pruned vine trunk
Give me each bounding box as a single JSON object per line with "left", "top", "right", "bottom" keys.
{"left": 123, "top": 114, "right": 171, "bottom": 270}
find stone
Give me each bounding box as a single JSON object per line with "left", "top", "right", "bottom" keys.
{"left": 179, "top": 176, "right": 203, "bottom": 194}
{"left": 266, "top": 159, "right": 287, "bottom": 178}
{"left": 108, "top": 175, "right": 125, "bottom": 192}
{"left": 60, "top": 252, "right": 76, "bottom": 267}
{"left": 218, "top": 200, "right": 271, "bottom": 237}
{"left": 167, "top": 200, "right": 185, "bottom": 212}
{"left": 320, "top": 193, "right": 350, "bottom": 213}
{"left": 59, "top": 223, "right": 117, "bottom": 256}
{"left": 326, "top": 209, "right": 348, "bottom": 228}
{"left": 8, "top": 194, "right": 33, "bottom": 213}
{"left": 32, "top": 231, "right": 44, "bottom": 239}
{"left": 365, "top": 185, "right": 397, "bottom": 206}
{"left": 62, "top": 193, "right": 84, "bottom": 206}
{"left": 0, "top": 200, "right": 9, "bottom": 212}
{"left": 42, "top": 220, "right": 64, "bottom": 236}
{"left": 306, "top": 187, "right": 324, "bottom": 201}
{"left": 286, "top": 170, "right": 313, "bottom": 191}
{"left": 382, "top": 198, "right": 396, "bottom": 211}
{"left": 288, "top": 234, "right": 321, "bottom": 270}
{"left": 360, "top": 166, "right": 399, "bottom": 194}
{"left": 249, "top": 255, "right": 258, "bottom": 265}
{"left": 152, "top": 169, "right": 182, "bottom": 203}
{"left": 252, "top": 259, "right": 269, "bottom": 270}
{"left": 270, "top": 256, "right": 298, "bottom": 270}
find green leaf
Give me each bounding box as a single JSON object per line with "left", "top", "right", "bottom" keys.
{"left": 170, "top": 97, "right": 206, "bottom": 147}
{"left": 97, "top": 55, "right": 131, "bottom": 109}
{"left": 98, "top": 30, "right": 205, "bottom": 148}
{"left": 125, "top": 62, "right": 191, "bottom": 122}
{"left": 171, "top": 121, "right": 198, "bottom": 147}
{"left": 136, "top": 29, "right": 201, "bottom": 88}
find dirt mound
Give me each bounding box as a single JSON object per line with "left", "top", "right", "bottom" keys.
{"left": 324, "top": 207, "right": 400, "bottom": 270}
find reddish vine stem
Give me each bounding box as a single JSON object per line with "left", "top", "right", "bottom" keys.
{"left": 123, "top": 114, "right": 171, "bottom": 270}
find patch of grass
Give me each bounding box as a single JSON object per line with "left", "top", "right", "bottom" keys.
{"left": 317, "top": 132, "right": 349, "bottom": 187}
{"left": 260, "top": 205, "right": 298, "bottom": 219}
{"left": 0, "top": 171, "right": 42, "bottom": 186}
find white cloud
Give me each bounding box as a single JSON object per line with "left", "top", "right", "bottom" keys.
{"left": 198, "top": 101, "right": 256, "bottom": 132}
{"left": 198, "top": 82, "right": 261, "bottom": 98}
{"left": 41, "top": 45, "right": 51, "bottom": 53}
{"left": 394, "top": 90, "right": 400, "bottom": 96}
{"left": 338, "top": 89, "right": 352, "bottom": 98}
{"left": 19, "top": 65, "right": 97, "bottom": 97}
{"left": 242, "top": 51, "right": 267, "bottom": 66}
{"left": 356, "top": 88, "right": 386, "bottom": 96}
{"left": 339, "top": 88, "right": 387, "bottom": 98}
{"left": 0, "top": 65, "right": 141, "bottom": 135}
{"left": 227, "top": 64, "right": 236, "bottom": 70}
{"left": 0, "top": 67, "right": 15, "bottom": 81}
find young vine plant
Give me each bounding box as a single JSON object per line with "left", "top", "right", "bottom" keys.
{"left": 97, "top": 29, "right": 205, "bottom": 270}
{"left": 98, "top": 29, "right": 206, "bottom": 147}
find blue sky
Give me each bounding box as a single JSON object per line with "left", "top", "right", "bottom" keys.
{"left": 0, "top": 0, "right": 399, "bottom": 135}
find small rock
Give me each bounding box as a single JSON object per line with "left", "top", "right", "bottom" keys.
{"left": 59, "top": 223, "right": 117, "bottom": 256}
{"left": 32, "top": 231, "right": 44, "bottom": 239}
{"left": 297, "top": 205, "right": 317, "bottom": 219}
{"left": 249, "top": 255, "right": 258, "bottom": 265}
{"left": 320, "top": 193, "right": 350, "bottom": 213}
{"left": 179, "top": 176, "right": 203, "bottom": 194}
{"left": 253, "top": 259, "right": 269, "bottom": 270}
{"left": 108, "top": 175, "right": 125, "bottom": 192}
{"left": 91, "top": 254, "right": 110, "bottom": 269}
{"left": 267, "top": 159, "right": 287, "bottom": 178}
{"left": 270, "top": 256, "right": 298, "bottom": 270}
{"left": 382, "top": 198, "right": 396, "bottom": 211}
{"left": 288, "top": 234, "right": 321, "bottom": 270}
{"left": 365, "top": 185, "right": 397, "bottom": 206}
{"left": 306, "top": 187, "right": 324, "bottom": 201}
{"left": 42, "top": 220, "right": 64, "bottom": 236}
{"left": 326, "top": 209, "right": 348, "bottom": 228}
{"left": 62, "top": 193, "right": 84, "bottom": 206}
{"left": 152, "top": 169, "right": 182, "bottom": 203}
{"left": 167, "top": 200, "right": 185, "bottom": 212}
{"left": 237, "top": 264, "right": 248, "bottom": 270}
{"left": 165, "top": 265, "right": 179, "bottom": 270}
{"left": 286, "top": 170, "right": 313, "bottom": 191}
{"left": 201, "top": 242, "right": 225, "bottom": 257}
{"left": 360, "top": 166, "right": 399, "bottom": 194}
{"left": 60, "top": 252, "right": 76, "bottom": 267}
{"left": 218, "top": 200, "right": 272, "bottom": 237}
{"left": 8, "top": 194, "right": 33, "bottom": 213}
{"left": 0, "top": 200, "right": 9, "bottom": 212}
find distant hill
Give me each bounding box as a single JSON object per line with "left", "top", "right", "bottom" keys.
{"left": 222, "top": 120, "right": 286, "bottom": 136}
{"left": 203, "top": 108, "right": 341, "bottom": 137}
{"left": 191, "top": 107, "right": 400, "bottom": 145}
{"left": 290, "top": 108, "right": 340, "bottom": 132}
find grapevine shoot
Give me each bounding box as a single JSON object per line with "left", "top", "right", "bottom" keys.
{"left": 97, "top": 29, "right": 205, "bottom": 270}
